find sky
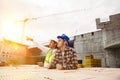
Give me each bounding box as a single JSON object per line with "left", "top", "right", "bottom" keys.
{"left": 0, "top": 0, "right": 120, "bottom": 44}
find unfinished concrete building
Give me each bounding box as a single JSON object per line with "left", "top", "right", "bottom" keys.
{"left": 0, "top": 39, "right": 42, "bottom": 65}
{"left": 74, "top": 13, "right": 120, "bottom": 68}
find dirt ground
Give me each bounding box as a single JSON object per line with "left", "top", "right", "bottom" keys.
{"left": 0, "top": 65, "right": 120, "bottom": 80}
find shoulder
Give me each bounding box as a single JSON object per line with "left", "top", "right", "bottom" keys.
{"left": 48, "top": 48, "right": 51, "bottom": 51}
{"left": 53, "top": 49, "right": 57, "bottom": 53}
{"left": 68, "top": 47, "right": 76, "bottom": 53}
{"left": 55, "top": 49, "right": 61, "bottom": 56}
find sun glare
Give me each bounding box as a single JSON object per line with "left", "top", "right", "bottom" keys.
{"left": 2, "top": 20, "right": 23, "bottom": 43}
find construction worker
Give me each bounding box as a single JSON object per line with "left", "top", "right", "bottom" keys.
{"left": 48, "top": 34, "right": 78, "bottom": 70}
{"left": 38, "top": 40, "right": 57, "bottom": 68}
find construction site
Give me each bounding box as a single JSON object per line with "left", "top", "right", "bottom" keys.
{"left": 0, "top": 0, "right": 120, "bottom": 80}
{"left": 0, "top": 13, "right": 120, "bottom": 80}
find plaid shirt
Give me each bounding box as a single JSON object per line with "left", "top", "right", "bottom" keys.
{"left": 51, "top": 47, "right": 78, "bottom": 70}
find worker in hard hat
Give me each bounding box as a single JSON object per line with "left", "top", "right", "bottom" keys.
{"left": 48, "top": 34, "right": 78, "bottom": 70}
{"left": 38, "top": 40, "right": 57, "bottom": 68}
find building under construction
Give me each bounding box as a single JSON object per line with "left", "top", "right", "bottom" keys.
{"left": 74, "top": 13, "right": 120, "bottom": 68}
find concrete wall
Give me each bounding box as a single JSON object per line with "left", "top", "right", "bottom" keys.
{"left": 74, "top": 30, "right": 106, "bottom": 67}
{"left": 96, "top": 13, "right": 120, "bottom": 68}
{"left": 74, "top": 30, "right": 104, "bottom": 54}
{"left": 105, "top": 48, "right": 120, "bottom": 68}
{"left": 74, "top": 13, "right": 120, "bottom": 68}
{"left": 96, "top": 13, "right": 120, "bottom": 49}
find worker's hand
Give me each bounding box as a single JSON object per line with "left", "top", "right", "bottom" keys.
{"left": 56, "top": 64, "right": 64, "bottom": 70}
{"left": 47, "top": 64, "right": 51, "bottom": 69}
{"left": 37, "top": 62, "right": 44, "bottom": 67}
{"left": 47, "top": 64, "right": 53, "bottom": 69}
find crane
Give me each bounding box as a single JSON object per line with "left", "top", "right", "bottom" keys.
{"left": 15, "top": 18, "right": 37, "bottom": 43}
{"left": 15, "top": 8, "right": 88, "bottom": 43}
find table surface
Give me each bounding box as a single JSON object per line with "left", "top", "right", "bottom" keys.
{"left": 0, "top": 65, "right": 120, "bottom": 80}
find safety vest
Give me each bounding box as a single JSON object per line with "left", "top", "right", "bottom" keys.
{"left": 44, "top": 49, "right": 56, "bottom": 65}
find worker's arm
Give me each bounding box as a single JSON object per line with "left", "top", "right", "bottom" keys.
{"left": 63, "top": 49, "right": 78, "bottom": 70}
{"left": 71, "top": 51, "right": 78, "bottom": 69}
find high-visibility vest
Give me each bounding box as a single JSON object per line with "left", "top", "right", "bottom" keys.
{"left": 44, "top": 49, "right": 56, "bottom": 65}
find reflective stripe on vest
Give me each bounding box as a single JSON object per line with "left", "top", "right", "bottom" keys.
{"left": 44, "top": 49, "right": 56, "bottom": 64}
